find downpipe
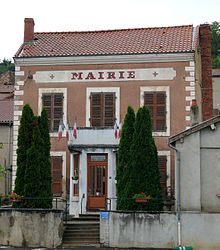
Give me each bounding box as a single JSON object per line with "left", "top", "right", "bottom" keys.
{"left": 169, "top": 141, "right": 181, "bottom": 246}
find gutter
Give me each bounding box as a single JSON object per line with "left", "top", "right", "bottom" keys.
{"left": 168, "top": 141, "right": 181, "bottom": 246}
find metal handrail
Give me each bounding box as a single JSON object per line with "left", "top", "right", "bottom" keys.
{"left": 80, "top": 193, "right": 85, "bottom": 214}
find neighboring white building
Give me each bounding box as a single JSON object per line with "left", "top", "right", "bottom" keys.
{"left": 169, "top": 115, "right": 220, "bottom": 212}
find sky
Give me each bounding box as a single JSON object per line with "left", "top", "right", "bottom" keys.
{"left": 1, "top": 0, "right": 220, "bottom": 61}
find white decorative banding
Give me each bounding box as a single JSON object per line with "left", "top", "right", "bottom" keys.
{"left": 186, "top": 106, "right": 191, "bottom": 111}
{"left": 190, "top": 61, "right": 195, "bottom": 67}
{"left": 186, "top": 116, "right": 191, "bottom": 121}
{"left": 185, "top": 66, "right": 195, "bottom": 71}
{"left": 17, "top": 81, "right": 24, "bottom": 86}
{"left": 14, "top": 101, "right": 24, "bottom": 106}
{"left": 14, "top": 111, "right": 22, "bottom": 116}
{"left": 14, "top": 90, "right": 24, "bottom": 96}
{"left": 13, "top": 120, "right": 20, "bottom": 126}
{"left": 186, "top": 96, "right": 195, "bottom": 101}
{"left": 15, "top": 71, "right": 24, "bottom": 76}
{"left": 185, "top": 86, "right": 195, "bottom": 91}
{"left": 185, "top": 76, "right": 195, "bottom": 82}
{"left": 190, "top": 91, "right": 195, "bottom": 96}
{"left": 15, "top": 66, "right": 21, "bottom": 72}
{"left": 190, "top": 82, "right": 195, "bottom": 86}
{"left": 190, "top": 71, "right": 195, "bottom": 77}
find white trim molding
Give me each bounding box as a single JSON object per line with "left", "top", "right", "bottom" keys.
{"left": 51, "top": 151, "right": 66, "bottom": 198}
{"left": 140, "top": 86, "right": 170, "bottom": 137}
{"left": 38, "top": 88, "right": 67, "bottom": 137}
{"left": 86, "top": 87, "right": 120, "bottom": 127}
{"left": 158, "top": 150, "right": 171, "bottom": 188}
{"left": 14, "top": 53, "right": 194, "bottom": 66}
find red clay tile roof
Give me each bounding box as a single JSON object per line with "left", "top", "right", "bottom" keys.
{"left": 15, "top": 25, "right": 195, "bottom": 58}
{"left": 0, "top": 100, "right": 13, "bottom": 123}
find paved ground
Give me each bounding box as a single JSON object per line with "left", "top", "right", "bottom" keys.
{"left": 0, "top": 247, "right": 172, "bottom": 250}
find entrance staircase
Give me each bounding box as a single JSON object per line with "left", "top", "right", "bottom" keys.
{"left": 62, "top": 214, "right": 100, "bottom": 247}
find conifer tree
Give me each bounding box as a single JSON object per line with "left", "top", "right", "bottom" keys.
{"left": 14, "top": 104, "right": 34, "bottom": 195}
{"left": 38, "top": 109, "right": 52, "bottom": 208}
{"left": 125, "top": 106, "right": 163, "bottom": 211}
{"left": 116, "top": 106, "right": 135, "bottom": 210}
{"left": 24, "top": 118, "right": 52, "bottom": 208}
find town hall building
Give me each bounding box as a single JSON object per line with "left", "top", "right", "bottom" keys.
{"left": 13, "top": 18, "right": 212, "bottom": 215}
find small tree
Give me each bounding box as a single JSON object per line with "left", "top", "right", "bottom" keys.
{"left": 14, "top": 104, "right": 34, "bottom": 195}
{"left": 116, "top": 106, "right": 135, "bottom": 210}
{"left": 38, "top": 109, "right": 52, "bottom": 208}
{"left": 125, "top": 106, "right": 163, "bottom": 211}
{"left": 24, "top": 118, "right": 52, "bottom": 208}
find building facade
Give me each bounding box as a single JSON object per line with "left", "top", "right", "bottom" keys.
{"left": 13, "top": 18, "right": 212, "bottom": 215}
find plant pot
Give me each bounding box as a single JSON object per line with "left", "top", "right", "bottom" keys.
{"left": 72, "top": 179, "right": 79, "bottom": 184}
{"left": 135, "top": 198, "right": 149, "bottom": 203}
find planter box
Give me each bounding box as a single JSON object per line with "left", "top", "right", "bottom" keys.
{"left": 135, "top": 198, "right": 149, "bottom": 203}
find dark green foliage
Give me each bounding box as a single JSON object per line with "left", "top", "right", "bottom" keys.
{"left": 14, "top": 104, "right": 34, "bottom": 195}
{"left": 125, "top": 106, "right": 163, "bottom": 211}
{"left": 24, "top": 118, "right": 52, "bottom": 208}
{"left": 0, "top": 59, "right": 15, "bottom": 74}
{"left": 116, "top": 106, "right": 135, "bottom": 210}
{"left": 38, "top": 109, "right": 52, "bottom": 208}
{"left": 15, "top": 105, "right": 52, "bottom": 208}
{"left": 211, "top": 21, "right": 220, "bottom": 68}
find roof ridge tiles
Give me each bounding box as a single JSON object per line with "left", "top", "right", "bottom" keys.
{"left": 34, "top": 24, "right": 193, "bottom": 35}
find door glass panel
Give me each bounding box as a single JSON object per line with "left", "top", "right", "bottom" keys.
{"left": 91, "top": 155, "right": 106, "bottom": 161}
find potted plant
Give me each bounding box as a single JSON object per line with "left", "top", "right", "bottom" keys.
{"left": 133, "top": 192, "right": 151, "bottom": 203}
{"left": 72, "top": 175, "right": 79, "bottom": 184}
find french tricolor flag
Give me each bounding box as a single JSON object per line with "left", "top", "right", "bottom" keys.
{"left": 58, "top": 120, "right": 63, "bottom": 141}
{"left": 73, "top": 122, "right": 77, "bottom": 139}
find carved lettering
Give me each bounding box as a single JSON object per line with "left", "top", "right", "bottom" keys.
{"left": 107, "top": 72, "right": 116, "bottom": 79}
{"left": 85, "top": 72, "right": 96, "bottom": 80}
{"left": 127, "top": 71, "right": 135, "bottom": 79}
{"left": 71, "top": 72, "right": 83, "bottom": 80}
{"left": 119, "top": 71, "right": 125, "bottom": 79}
{"left": 98, "top": 72, "right": 105, "bottom": 79}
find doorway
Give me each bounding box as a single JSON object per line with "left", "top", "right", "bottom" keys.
{"left": 87, "top": 154, "right": 108, "bottom": 210}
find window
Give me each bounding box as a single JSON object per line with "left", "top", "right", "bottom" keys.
{"left": 90, "top": 92, "right": 115, "bottom": 127}
{"left": 158, "top": 155, "right": 167, "bottom": 197}
{"left": 42, "top": 93, "right": 63, "bottom": 132}
{"left": 38, "top": 88, "right": 67, "bottom": 136}
{"left": 144, "top": 91, "right": 166, "bottom": 132}
{"left": 86, "top": 87, "right": 120, "bottom": 127}
{"left": 140, "top": 86, "right": 170, "bottom": 136}
{"left": 51, "top": 156, "right": 63, "bottom": 197}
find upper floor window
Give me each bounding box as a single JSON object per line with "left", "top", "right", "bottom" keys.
{"left": 38, "top": 88, "right": 67, "bottom": 136}
{"left": 42, "top": 93, "right": 63, "bottom": 132}
{"left": 144, "top": 91, "right": 166, "bottom": 132}
{"left": 140, "top": 86, "right": 170, "bottom": 136}
{"left": 86, "top": 87, "right": 120, "bottom": 128}
{"left": 90, "top": 92, "right": 115, "bottom": 127}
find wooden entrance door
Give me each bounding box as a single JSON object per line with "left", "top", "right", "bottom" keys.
{"left": 87, "top": 154, "right": 108, "bottom": 210}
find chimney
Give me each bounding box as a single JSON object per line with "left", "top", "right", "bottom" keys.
{"left": 24, "top": 18, "right": 35, "bottom": 43}
{"left": 199, "top": 24, "right": 213, "bottom": 121}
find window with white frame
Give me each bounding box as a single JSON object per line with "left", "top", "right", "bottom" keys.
{"left": 140, "top": 86, "right": 170, "bottom": 136}
{"left": 38, "top": 88, "right": 67, "bottom": 135}
{"left": 86, "top": 87, "right": 120, "bottom": 127}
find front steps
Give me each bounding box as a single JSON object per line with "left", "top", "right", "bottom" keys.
{"left": 62, "top": 214, "right": 100, "bottom": 247}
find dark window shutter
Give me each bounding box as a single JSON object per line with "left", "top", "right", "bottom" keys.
{"left": 103, "top": 92, "right": 115, "bottom": 127}
{"left": 42, "top": 94, "right": 52, "bottom": 131}
{"left": 90, "top": 93, "right": 102, "bottom": 127}
{"left": 158, "top": 155, "right": 167, "bottom": 196}
{"left": 144, "top": 92, "right": 166, "bottom": 132}
{"left": 51, "top": 156, "right": 63, "bottom": 197}
{"left": 53, "top": 94, "right": 63, "bottom": 132}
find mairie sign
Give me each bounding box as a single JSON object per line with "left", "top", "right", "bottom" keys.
{"left": 33, "top": 68, "right": 176, "bottom": 83}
